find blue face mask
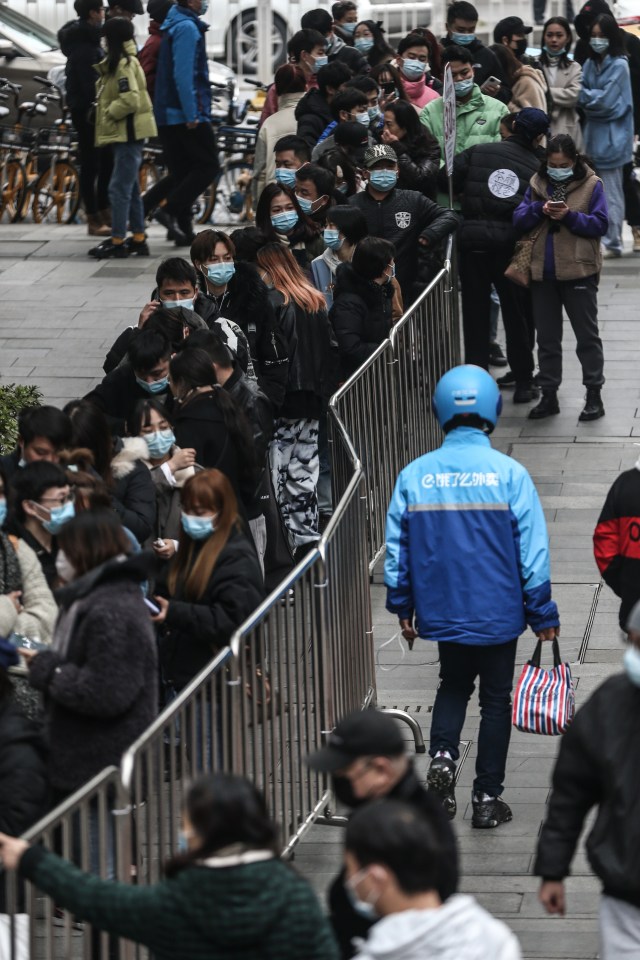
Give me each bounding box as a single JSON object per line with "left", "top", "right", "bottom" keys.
{"left": 450, "top": 31, "right": 475, "bottom": 45}
{"left": 547, "top": 165, "right": 573, "bottom": 182}
{"left": 341, "top": 20, "right": 357, "bottom": 35}
{"left": 369, "top": 169, "right": 397, "bottom": 192}
{"left": 161, "top": 298, "right": 194, "bottom": 311}
{"left": 136, "top": 375, "right": 170, "bottom": 395}
{"left": 295, "top": 193, "right": 314, "bottom": 214}
{"left": 401, "top": 58, "right": 427, "bottom": 80}
{"left": 181, "top": 512, "right": 215, "bottom": 540}
{"left": 275, "top": 167, "right": 297, "bottom": 188}
{"left": 206, "top": 262, "right": 236, "bottom": 285}
{"left": 355, "top": 37, "right": 374, "bottom": 53}
{"left": 543, "top": 44, "right": 564, "bottom": 57}
{"left": 590, "top": 37, "right": 609, "bottom": 54}
{"left": 312, "top": 54, "right": 329, "bottom": 73}
{"left": 454, "top": 77, "right": 474, "bottom": 98}
{"left": 144, "top": 429, "right": 175, "bottom": 459}
{"left": 271, "top": 210, "right": 299, "bottom": 233}
{"left": 368, "top": 104, "right": 381, "bottom": 120}
{"left": 43, "top": 500, "right": 75, "bottom": 535}
{"left": 323, "top": 227, "right": 343, "bottom": 250}
{"left": 354, "top": 110, "right": 370, "bottom": 126}
{"left": 345, "top": 871, "right": 380, "bottom": 920}
{"left": 624, "top": 646, "right": 640, "bottom": 687}
{"left": 0, "top": 499, "right": 6, "bottom": 528}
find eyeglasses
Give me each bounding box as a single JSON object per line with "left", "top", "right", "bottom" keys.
{"left": 39, "top": 491, "right": 74, "bottom": 507}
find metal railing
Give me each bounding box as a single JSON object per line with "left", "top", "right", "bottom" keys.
{"left": 2, "top": 240, "right": 458, "bottom": 959}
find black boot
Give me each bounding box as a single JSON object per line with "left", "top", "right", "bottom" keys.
{"left": 153, "top": 207, "right": 189, "bottom": 245}
{"left": 528, "top": 390, "right": 560, "bottom": 419}
{"left": 579, "top": 387, "right": 605, "bottom": 422}
{"left": 513, "top": 380, "right": 540, "bottom": 404}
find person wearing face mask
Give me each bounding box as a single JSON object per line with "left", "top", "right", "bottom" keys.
{"left": 333, "top": 0, "right": 358, "bottom": 44}
{"left": 0, "top": 774, "right": 339, "bottom": 960}
{"left": 396, "top": 32, "right": 441, "bottom": 111}
{"left": 348, "top": 144, "right": 459, "bottom": 304}
{"left": 311, "top": 206, "right": 369, "bottom": 309}
{"left": 493, "top": 15, "right": 534, "bottom": 63}
{"left": 539, "top": 17, "right": 583, "bottom": 145}
{"left": 345, "top": 800, "right": 520, "bottom": 960}
{"left": 252, "top": 65, "right": 308, "bottom": 207}
{"left": 536, "top": 598, "right": 640, "bottom": 958}
{"left": 301, "top": 8, "right": 368, "bottom": 74}
{"left": 151, "top": 470, "right": 263, "bottom": 692}
{"left": 490, "top": 42, "right": 549, "bottom": 113}
{"left": 273, "top": 134, "right": 312, "bottom": 192}
{"left": 352, "top": 20, "right": 395, "bottom": 69}
{"left": 295, "top": 59, "right": 352, "bottom": 150}
{"left": 306, "top": 709, "right": 458, "bottom": 960}
{"left": 294, "top": 163, "right": 338, "bottom": 225}
{"left": 312, "top": 90, "right": 373, "bottom": 162}
{"left": 256, "top": 183, "right": 324, "bottom": 275}
{"left": 260, "top": 28, "right": 332, "bottom": 127}
{"left": 441, "top": 1, "right": 506, "bottom": 93}
{"left": 578, "top": 14, "right": 634, "bottom": 258}
{"left": 593, "top": 456, "right": 640, "bottom": 631}
{"left": 0, "top": 405, "right": 72, "bottom": 483}
{"left": 381, "top": 99, "right": 441, "bottom": 200}
{"left": 513, "top": 134, "right": 608, "bottom": 421}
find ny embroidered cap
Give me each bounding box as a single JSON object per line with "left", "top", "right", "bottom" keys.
{"left": 306, "top": 709, "right": 405, "bottom": 773}
{"left": 363, "top": 144, "right": 398, "bottom": 169}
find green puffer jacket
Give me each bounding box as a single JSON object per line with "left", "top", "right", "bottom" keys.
{"left": 19, "top": 846, "right": 340, "bottom": 960}
{"left": 419, "top": 84, "right": 506, "bottom": 157}
{"left": 94, "top": 39, "right": 157, "bottom": 146}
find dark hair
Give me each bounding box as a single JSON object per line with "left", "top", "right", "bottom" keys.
{"left": 355, "top": 20, "right": 395, "bottom": 66}
{"left": 274, "top": 134, "right": 312, "bottom": 163}
{"left": 370, "top": 62, "right": 409, "bottom": 101}
{"left": 301, "top": 8, "right": 333, "bottom": 34}
{"left": 446, "top": 1, "right": 478, "bottom": 24}
{"left": 345, "top": 800, "right": 443, "bottom": 895}
{"left": 330, "top": 88, "right": 368, "bottom": 120}
{"left": 165, "top": 774, "right": 279, "bottom": 877}
{"left": 589, "top": 13, "right": 626, "bottom": 57}
{"left": 541, "top": 17, "right": 573, "bottom": 66}
{"left": 397, "top": 31, "right": 430, "bottom": 57}
{"left": 103, "top": 16, "right": 134, "bottom": 74}
{"left": 541, "top": 133, "right": 589, "bottom": 180}
{"left": 17, "top": 405, "right": 72, "bottom": 450}
{"left": 126, "top": 397, "right": 173, "bottom": 438}
{"left": 333, "top": 1, "right": 357, "bottom": 19}
{"left": 489, "top": 43, "right": 519, "bottom": 85}
{"left": 64, "top": 401, "right": 113, "bottom": 482}
{"left": 190, "top": 229, "right": 235, "bottom": 267}
{"left": 58, "top": 507, "right": 131, "bottom": 578}
{"left": 183, "top": 329, "right": 234, "bottom": 368}
{"left": 500, "top": 112, "right": 518, "bottom": 133}
{"left": 317, "top": 147, "right": 358, "bottom": 196}
{"left": 274, "top": 63, "right": 306, "bottom": 96}
{"left": 255, "top": 182, "right": 318, "bottom": 244}
{"left": 441, "top": 44, "right": 475, "bottom": 65}
{"left": 352, "top": 236, "right": 395, "bottom": 281}
{"left": 74, "top": 0, "right": 103, "bottom": 17}
{"left": 228, "top": 226, "right": 269, "bottom": 263}
{"left": 384, "top": 99, "right": 441, "bottom": 160}
{"left": 318, "top": 60, "right": 352, "bottom": 96}
{"left": 10, "top": 461, "right": 69, "bottom": 524}
{"left": 288, "top": 28, "right": 326, "bottom": 61}
{"left": 127, "top": 330, "right": 171, "bottom": 375}
{"left": 326, "top": 205, "right": 369, "bottom": 243}
{"left": 156, "top": 257, "right": 198, "bottom": 291}
{"left": 410, "top": 27, "right": 443, "bottom": 78}
{"left": 295, "top": 162, "right": 336, "bottom": 198}
{"left": 144, "top": 306, "right": 197, "bottom": 352}
{"left": 346, "top": 75, "right": 380, "bottom": 95}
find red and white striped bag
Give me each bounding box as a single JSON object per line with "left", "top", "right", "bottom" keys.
{"left": 512, "top": 639, "right": 575, "bottom": 736}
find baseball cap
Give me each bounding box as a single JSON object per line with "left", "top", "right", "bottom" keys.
{"left": 493, "top": 16, "right": 533, "bottom": 42}
{"left": 513, "top": 107, "right": 549, "bottom": 140}
{"left": 306, "top": 709, "right": 405, "bottom": 773}
{"left": 108, "top": 0, "right": 144, "bottom": 14}
{"left": 363, "top": 143, "right": 398, "bottom": 169}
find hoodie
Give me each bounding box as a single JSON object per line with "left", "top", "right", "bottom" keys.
{"left": 353, "top": 895, "right": 521, "bottom": 960}
{"left": 154, "top": 3, "right": 211, "bottom": 125}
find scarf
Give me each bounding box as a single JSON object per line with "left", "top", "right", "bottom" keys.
{"left": 0, "top": 532, "right": 22, "bottom": 595}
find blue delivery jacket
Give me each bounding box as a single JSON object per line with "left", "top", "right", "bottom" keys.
{"left": 154, "top": 4, "right": 211, "bottom": 126}
{"left": 384, "top": 428, "right": 559, "bottom": 645}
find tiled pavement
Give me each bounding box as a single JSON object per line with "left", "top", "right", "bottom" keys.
{"left": 0, "top": 222, "right": 638, "bottom": 959}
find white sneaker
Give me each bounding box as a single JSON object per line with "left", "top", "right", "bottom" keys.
{"left": 601, "top": 245, "right": 622, "bottom": 259}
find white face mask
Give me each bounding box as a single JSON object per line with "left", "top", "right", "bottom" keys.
{"left": 55, "top": 549, "right": 76, "bottom": 584}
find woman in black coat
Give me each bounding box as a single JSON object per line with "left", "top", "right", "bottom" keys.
{"left": 152, "top": 470, "right": 264, "bottom": 692}
{"left": 329, "top": 236, "right": 396, "bottom": 380}
{"left": 381, "top": 99, "right": 441, "bottom": 200}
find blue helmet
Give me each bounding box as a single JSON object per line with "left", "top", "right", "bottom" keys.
{"left": 432, "top": 365, "right": 502, "bottom": 433}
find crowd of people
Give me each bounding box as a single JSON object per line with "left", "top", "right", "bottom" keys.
{"left": 0, "top": 0, "right": 639, "bottom": 955}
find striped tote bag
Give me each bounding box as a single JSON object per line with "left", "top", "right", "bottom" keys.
{"left": 512, "top": 639, "right": 575, "bottom": 735}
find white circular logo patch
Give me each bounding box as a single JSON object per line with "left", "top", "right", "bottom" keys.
{"left": 488, "top": 168, "right": 520, "bottom": 199}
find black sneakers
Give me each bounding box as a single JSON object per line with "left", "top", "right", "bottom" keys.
{"left": 513, "top": 381, "right": 540, "bottom": 404}
{"left": 529, "top": 390, "right": 560, "bottom": 419}
{"left": 579, "top": 387, "right": 605, "bottom": 422}
{"left": 489, "top": 342, "right": 508, "bottom": 367}
{"left": 124, "top": 236, "right": 150, "bottom": 257}
{"left": 426, "top": 755, "right": 457, "bottom": 820}
{"left": 88, "top": 238, "right": 128, "bottom": 260}
{"left": 471, "top": 793, "right": 513, "bottom": 829}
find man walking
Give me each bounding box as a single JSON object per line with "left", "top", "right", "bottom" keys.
{"left": 384, "top": 365, "right": 559, "bottom": 827}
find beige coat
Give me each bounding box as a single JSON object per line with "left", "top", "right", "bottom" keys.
{"left": 542, "top": 59, "right": 583, "bottom": 148}
{"left": 252, "top": 91, "right": 306, "bottom": 205}
{"left": 0, "top": 537, "right": 57, "bottom": 644}
{"left": 509, "top": 64, "right": 548, "bottom": 113}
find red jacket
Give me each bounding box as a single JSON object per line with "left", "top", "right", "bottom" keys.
{"left": 593, "top": 461, "right": 640, "bottom": 629}
{"left": 139, "top": 21, "right": 162, "bottom": 100}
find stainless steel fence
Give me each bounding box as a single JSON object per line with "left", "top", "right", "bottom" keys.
{"left": 2, "top": 244, "right": 458, "bottom": 958}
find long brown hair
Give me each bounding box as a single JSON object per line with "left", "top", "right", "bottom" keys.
{"left": 167, "top": 470, "right": 240, "bottom": 601}
{"left": 257, "top": 242, "right": 327, "bottom": 313}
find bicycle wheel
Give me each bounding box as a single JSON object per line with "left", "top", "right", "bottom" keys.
{"left": 139, "top": 159, "right": 160, "bottom": 195}
{"left": 199, "top": 160, "right": 254, "bottom": 226}
{"left": 32, "top": 159, "right": 80, "bottom": 224}
{"left": 0, "top": 158, "right": 26, "bottom": 223}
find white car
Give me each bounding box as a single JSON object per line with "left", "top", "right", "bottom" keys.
{"left": 7, "top": 0, "right": 432, "bottom": 74}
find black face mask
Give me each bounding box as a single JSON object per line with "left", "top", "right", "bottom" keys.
{"left": 332, "top": 775, "right": 368, "bottom": 809}
{"left": 512, "top": 38, "right": 528, "bottom": 58}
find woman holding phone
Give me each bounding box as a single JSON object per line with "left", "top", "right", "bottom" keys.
{"left": 513, "top": 134, "right": 608, "bottom": 422}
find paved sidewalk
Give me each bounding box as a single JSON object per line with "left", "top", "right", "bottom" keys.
{"left": 0, "top": 223, "right": 638, "bottom": 959}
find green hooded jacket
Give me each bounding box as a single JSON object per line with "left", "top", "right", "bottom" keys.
{"left": 94, "top": 39, "right": 157, "bottom": 146}
{"left": 419, "top": 84, "right": 506, "bottom": 158}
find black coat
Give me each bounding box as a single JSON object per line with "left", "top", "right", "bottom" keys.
{"left": 296, "top": 88, "right": 334, "bottom": 148}
{"left": 0, "top": 449, "right": 20, "bottom": 482}
{"left": 329, "top": 263, "right": 394, "bottom": 379}
{"left": 160, "top": 528, "right": 265, "bottom": 690}
{"left": 85, "top": 362, "right": 174, "bottom": 436}
{"left": 594, "top": 467, "right": 640, "bottom": 628}
{"left": 58, "top": 18, "right": 103, "bottom": 111}
{"left": 111, "top": 438, "right": 157, "bottom": 544}
{"left": 392, "top": 137, "right": 441, "bottom": 201}
{"left": 535, "top": 674, "right": 640, "bottom": 907}
{"left": 27, "top": 553, "right": 158, "bottom": 794}
{"left": 451, "top": 134, "right": 542, "bottom": 251}
{"left": 224, "top": 366, "right": 273, "bottom": 465}
{"left": 0, "top": 699, "right": 48, "bottom": 835}
{"left": 276, "top": 297, "right": 335, "bottom": 418}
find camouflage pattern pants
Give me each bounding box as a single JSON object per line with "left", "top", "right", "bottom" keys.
{"left": 269, "top": 417, "right": 319, "bottom": 551}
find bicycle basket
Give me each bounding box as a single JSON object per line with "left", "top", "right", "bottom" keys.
{"left": 37, "top": 127, "right": 72, "bottom": 152}
{"left": 0, "top": 125, "right": 37, "bottom": 150}
{"left": 217, "top": 126, "right": 257, "bottom": 155}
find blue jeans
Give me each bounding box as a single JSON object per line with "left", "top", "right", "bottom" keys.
{"left": 109, "top": 141, "right": 145, "bottom": 240}
{"left": 429, "top": 638, "right": 518, "bottom": 797}
{"left": 600, "top": 166, "right": 625, "bottom": 253}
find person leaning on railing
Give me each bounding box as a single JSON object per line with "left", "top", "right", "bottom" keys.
{"left": 0, "top": 774, "right": 340, "bottom": 960}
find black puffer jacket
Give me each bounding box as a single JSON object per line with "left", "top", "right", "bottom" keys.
{"left": 535, "top": 674, "right": 640, "bottom": 907}
{"left": 85, "top": 362, "right": 174, "bottom": 436}
{"left": 329, "top": 263, "right": 394, "bottom": 379}
{"left": 58, "top": 18, "right": 103, "bottom": 111}
{"left": 196, "top": 262, "right": 289, "bottom": 410}
{"left": 111, "top": 438, "right": 157, "bottom": 544}
{"left": 224, "top": 366, "right": 273, "bottom": 465}
{"left": 451, "top": 134, "right": 542, "bottom": 251}
{"left": 27, "top": 552, "right": 158, "bottom": 794}
{"left": 159, "top": 528, "right": 264, "bottom": 690}
{"left": 0, "top": 699, "right": 48, "bottom": 835}
{"left": 276, "top": 296, "right": 335, "bottom": 418}
{"left": 392, "top": 137, "right": 441, "bottom": 201}
{"left": 296, "top": 88, "right": 334, "bottom": 148}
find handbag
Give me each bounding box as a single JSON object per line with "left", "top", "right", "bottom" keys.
{"left": 504, "top": 226, "right": 543, "bottom": 289}
{"left": 512, "top": 638, "right": 575, "bottom": 736}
